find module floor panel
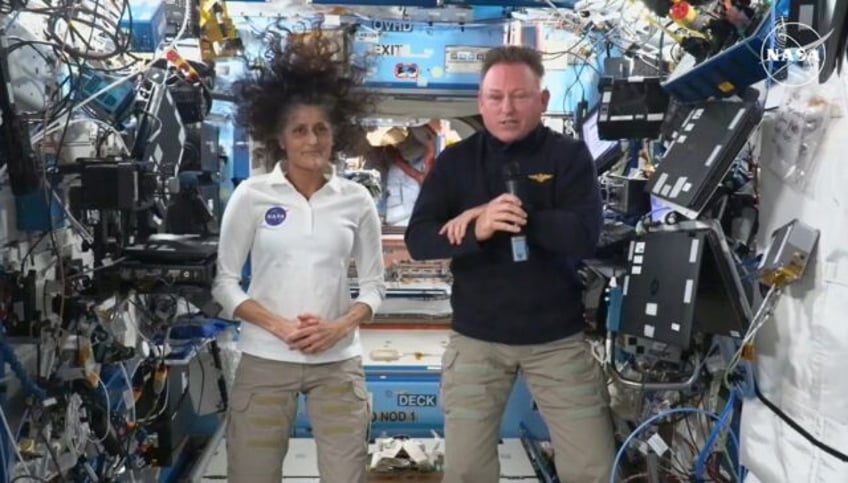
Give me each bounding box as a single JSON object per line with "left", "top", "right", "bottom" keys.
{"left": 200, "top": 437, "right": 540, "bottom": 482}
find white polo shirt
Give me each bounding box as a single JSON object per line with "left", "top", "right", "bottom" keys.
{"left": 212, "top": 163, "right": 386, "bottom": 364}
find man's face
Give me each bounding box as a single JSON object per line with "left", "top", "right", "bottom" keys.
{"left": 478, "top": 63, "right": 550, "bottom": 144}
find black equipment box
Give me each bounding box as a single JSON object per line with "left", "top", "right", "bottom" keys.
{"left": 122, "top": 237, "right": 217, "bottom": 262}
{"left": 70, "top": 159, "right": 157, "bottom": 211}
{"left": 648, "top": 99, "right": 762, "bottom": 220}
{"left": 107, "top": 237, "right": 218, "bottom": 287}
{"left": 115, "top": 260, "right": 215, "bottom": 286}
{"left": 80, "top": 163, "right": 138, "bottom": 210}
{"left": 597, "top": 77, "right": 670, "bottom": 140}
{"left": 606, "top": 175, "right": 651, "bottom": 217}
{"left": 618, "top": 224, "right": 751, "bottom": 348}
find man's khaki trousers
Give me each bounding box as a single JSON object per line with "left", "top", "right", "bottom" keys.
{"left": 441, "top": 331, "right": 616, "bottom": 483}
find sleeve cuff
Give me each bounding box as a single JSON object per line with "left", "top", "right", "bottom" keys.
{"left": 214, "top": 287, "right": 251, "bottom": 320}
{"left": 462, "top": 220, "right": 482, "bottom": 251}
{"left": 354, "top": 290, "right": 384, "bottom": 322}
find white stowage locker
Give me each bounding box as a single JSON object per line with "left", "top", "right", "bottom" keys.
{"left": 740, "top": 72, "right": 848, "bottom": 483}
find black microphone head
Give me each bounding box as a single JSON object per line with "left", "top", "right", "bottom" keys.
{"left": 503, "top": 161, "right": 520, "bottom": 180}
{"left": 503, "top": 162, "right": 521, "bottom": 196}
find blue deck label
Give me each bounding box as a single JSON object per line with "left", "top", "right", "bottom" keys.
{"left": 397, "top": 394, "right": 437, "bottom": 407}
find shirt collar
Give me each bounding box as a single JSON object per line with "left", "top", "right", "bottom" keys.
{"left": 484, "top": 123, "right": 547, "bottom": 153}
{"left": 268, "top": 162, "right": 341, "bottom": 193}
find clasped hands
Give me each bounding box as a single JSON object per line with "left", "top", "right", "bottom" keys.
{"left": 269, "top": 313, "right": 352, "bottom": 354}
{"left": 440, "top": 193, "right": 527, "bottom": 244}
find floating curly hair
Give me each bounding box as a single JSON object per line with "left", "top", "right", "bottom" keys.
{"left": 233, "top": 26, "right": 375, "bottom": 166}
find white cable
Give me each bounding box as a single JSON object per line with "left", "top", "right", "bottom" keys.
{"left": 31, "top": 116, "right": 84, "bottom": 144}
{"left": 120, "top": 362, "right": 136, "bottom": 424}
{"left": 724, "top": 285, "right": 782, "bottom": 386}
{"left": 124, "top": 294, "right": 159, "bottom": 357}
{"left": 50, "top": 190, "right": 95, "bottom": 245}
{"left": 166, "top": 0, "right": 192, "bottom": 53}
{"left": 31, "top": 117, "right": 131, "bottom": 155}
{"left": 29, "top": 0, "right": 188, "bottom": 145}
{"left": 90, "top": 374, "right": 112, "bottom": 445}
{"left": 0, "top": 404, "right": 33, "bottom": 477}
{"left": 588, "top": 339, "right": 607, "bottom": 365}
{"left": 62, "top": 396, "right": 80, "bottom": 461}
{"left": 138, "top": 380, "right": 170, "bottom": 423}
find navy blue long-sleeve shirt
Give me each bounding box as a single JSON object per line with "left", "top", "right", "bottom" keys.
{"left": 404, "top": 124, "right": 603, "bottom": 345}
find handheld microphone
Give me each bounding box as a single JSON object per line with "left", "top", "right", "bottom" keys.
{"left": 503, "top": 162, "right": 528, "bottom": 262}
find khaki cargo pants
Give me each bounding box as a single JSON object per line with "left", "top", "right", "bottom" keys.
{"left": 441, "top": 331, "right": 615, "bottom": 483}
{"left": 227, "top": 353, "right": 370, "bottom": 483}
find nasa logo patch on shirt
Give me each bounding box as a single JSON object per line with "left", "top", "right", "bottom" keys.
{"left": 263, "top": 206, "right": 287, "bottom": 227}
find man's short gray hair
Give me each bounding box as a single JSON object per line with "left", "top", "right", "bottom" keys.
{"left": 481, "top": 46, "right": 545, "bottom": 80}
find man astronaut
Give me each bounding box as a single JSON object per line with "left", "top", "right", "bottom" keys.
{"left": 365, "top": 124, "right": 438, "bottom": 226}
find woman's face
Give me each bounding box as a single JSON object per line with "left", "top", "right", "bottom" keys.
{"left": 278, "top": 104, "right": 334, "bottom": 173}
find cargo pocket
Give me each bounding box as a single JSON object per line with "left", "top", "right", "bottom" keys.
{"left": 351, "top": 379, "right": 372, "bottom": 441}
{"left": 341, "top": 378, "right": 371, "bottom": 436}
{"left": 439, "top": 346, "right": 459, "bottom": 415}
{"left": 440, "top": 346, "right": 459, "bottom": 386}
{"left": 352, "top": 380, "right": 369, "bottom": 402}
{"left": 308, "top": 377, "right": 371, "bottom": 443}
{"left": 526, "top": 339, "right": 609, "bottom": 420}
{"left": 227, "top": 389, "right": 263, "bottom": 458}
{"left": 229, "top": 388, "right": 253, "bottom": 415}
{"left": 441, "top": 346, "right": 459, "bottom": 371}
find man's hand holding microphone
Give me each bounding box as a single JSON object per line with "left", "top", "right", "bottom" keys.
{"left": 440, "top": 194, "right": 527, "bottom": 244}
{"left": 441, "top": 162, "right": 529, "bottom": 261}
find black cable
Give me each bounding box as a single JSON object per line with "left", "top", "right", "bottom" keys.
{"left": 45, "top": 72, "right": 75, "bottom": 124}
{"left": 19, "top": 231, "right": 50, "bottom": 273}
{"left": 41, "top": 0, "right": 118, "bottom": 320}
{"left": 5, "top": 39, "right": 55, "bottom": 64}
{"left": 754, "top": 381, "right": 848, "bottom": 462}
{"left": 44, "top": 2, "right": 128, "bottom": 61}
{"left": 41, "top": 54, "right": 83, "bottom": 329}
{"left": 0, "top": 29, "right": 42, "bottom": 196}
